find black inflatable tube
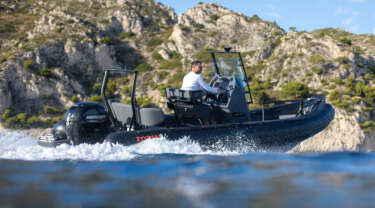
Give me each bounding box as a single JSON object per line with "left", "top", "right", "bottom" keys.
{"left": 104, "top": 102, "right": 334, "bottom": 150}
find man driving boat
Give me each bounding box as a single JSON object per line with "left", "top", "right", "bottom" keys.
{"left": 180, "top": 61, "right": 222, "bottom": 125}
{"left": 181, "top": 61, "right": 222, "bottom": 94}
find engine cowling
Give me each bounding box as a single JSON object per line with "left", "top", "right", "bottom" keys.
{"left": 65, "top": 102, "right": 111, "bottom": 145}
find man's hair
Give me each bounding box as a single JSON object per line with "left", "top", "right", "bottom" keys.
{"left": 191, "top": 60, "right": 202, "bottom": 68}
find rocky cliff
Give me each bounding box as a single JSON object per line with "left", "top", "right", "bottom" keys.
{"left": 1, "top": 0, "right": 375, "bottom": 151}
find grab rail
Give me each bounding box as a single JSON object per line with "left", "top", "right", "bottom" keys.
{"left": 259, "top": 98, "right": 324, "bottom": 121}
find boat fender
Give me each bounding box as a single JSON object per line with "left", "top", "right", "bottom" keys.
{"left": 65, "top": 106, "right": 82, "bottom": 145}
{"left": 51, "top": 120, "right": 67, "bottom": 140}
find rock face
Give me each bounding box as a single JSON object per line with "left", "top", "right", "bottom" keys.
{"left": 1, "top": 0, "right": 375, "bottom": 151}
{"left": 290, "top": 109, "right": 375, "bottom": 152}
{"left": 168, "top": 3, "right": 283, "bottom": 57}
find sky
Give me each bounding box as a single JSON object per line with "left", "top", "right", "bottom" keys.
{"left": 156, "top": 0, "right": 375, "bottom": 35}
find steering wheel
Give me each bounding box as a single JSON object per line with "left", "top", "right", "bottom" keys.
{"left": 216, "top": 88, "right": 229, "bottom": 103}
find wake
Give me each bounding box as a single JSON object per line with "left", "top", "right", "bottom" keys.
{"left": 0, "top": 130, "right": 244, "bottom": 161}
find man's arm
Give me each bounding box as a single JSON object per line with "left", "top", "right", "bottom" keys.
{"left": 197, "top": 76, "right": 218, "bottom": 94}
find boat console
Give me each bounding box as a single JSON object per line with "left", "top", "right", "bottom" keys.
{"left": 165, "top": 75, "right": 250, "bottom": 125}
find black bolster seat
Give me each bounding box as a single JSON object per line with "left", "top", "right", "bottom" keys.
{"left": 108, "top": 100, "right": 165, "bottom": 127}
{"left": 165, "top": 88, "right": 205, "bottom": 104}
{"left": 165, "top": 88, "right": 212, "bottom": 124}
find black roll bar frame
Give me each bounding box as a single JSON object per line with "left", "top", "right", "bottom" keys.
{"left": 101, "top": 69, "right": 140, "bottom": 130}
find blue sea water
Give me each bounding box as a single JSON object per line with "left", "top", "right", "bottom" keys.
{"left": 0, "top": 130, "right": 375, "bottom": 208}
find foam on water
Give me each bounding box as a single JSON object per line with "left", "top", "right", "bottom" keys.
{"left": 0, "top": 130, "right": 241, "bottom": 161}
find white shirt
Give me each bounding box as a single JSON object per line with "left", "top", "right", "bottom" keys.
{"left": 181, "top": 72, "right": 218, "bottom": 94}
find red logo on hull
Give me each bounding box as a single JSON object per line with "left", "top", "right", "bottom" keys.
{"left": 136, "top": 135, "right": 161, "bottom": 142}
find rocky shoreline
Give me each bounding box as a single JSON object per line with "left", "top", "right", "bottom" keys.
{"left": 1, "top": 0, "right": 375, "bottom": 151}
{"left": 2, "top": 109, "right": 374, "bottom": 152}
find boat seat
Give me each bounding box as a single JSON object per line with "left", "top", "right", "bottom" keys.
{"left": 139, "top": 107, "right": 165, "bottom": 127}
{"left": 165, "top": 88, "right": 215, "bottom": 124}
{"left": 165, "top": 88, "right": 205, "bottom": 104}
{"left": 108, "top": 100, "right": 165, "bottom": 127}
{"left": 108, "top": 100, "right": 133, "bottom": 126}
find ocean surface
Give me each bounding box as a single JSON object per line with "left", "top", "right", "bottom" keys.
{"left": 0, "top": 130, "right": 375, "bottom": 208}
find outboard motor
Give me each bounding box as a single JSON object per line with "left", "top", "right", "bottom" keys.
{"left": 51, "top": 120, "right": 67, "bottom": 140}
{"left": 64, "top": 102, "right": 111, "bottom": 145}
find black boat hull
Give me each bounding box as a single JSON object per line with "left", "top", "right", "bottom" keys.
{"left": 104, "top": 102, "right": 334, "bottom": 150}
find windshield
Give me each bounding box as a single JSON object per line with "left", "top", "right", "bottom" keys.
{"left": 211, "top": 53, "right": 246, "bottom": 88}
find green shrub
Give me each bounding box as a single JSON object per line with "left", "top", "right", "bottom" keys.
{"left": 336, "top": 56, "right": 350, "bottom": 64}
{"left": 167, "top": 70, "right": 184, "bottom": 88}
{"left": 23, "top": 60, "right": 33, "bottom": 71}
{"left": 364, "top": 107, "right": 373, "bottom": 112}
{"left": 121, "top": 85, "right": 132, "bottom": 96}
{"left": 26, "top": 115, "right": 41, "bottom": 127}
{"left": 246, "top": 63, "right": 266, "bottom": 80}
{"left": 71, "top": 95, "right": 78, "bottom": 102}
{"left": 210, "top": 14, "right": 220, "bottom": 22}
{"left": 0, "top": 56, "right": 6, "bottom": 63}
{"left": 243, "top": 51, "right": 256, "bottom": 58}
{"left": 363, "top": 86, "right": 375, "bottom": 104}
{"left": 66, "top": 19, "right": 75, "bottom": 24}
{"left": 40, "top": 67, "right": 54, "bottom": 77}
{"left": 99, "top": 36, "right": 113, "bottom": 45}
{"left": 339, "top": 37, "right": 352, "bottom": 45}
{"left": 360, "top": 120, "right": 375, "bottom": 133}
{"left": 355, "top": 82, "right": 365, "bottom": 97}
{"left": 158, "top": 71, "right": 169, "bottom": 81}
{"left": 106, "top": 80, "right": 117, "bottom": 97}
{"left": 3, "top": 117, "right": 18, "bottom": 129}
{"left": 118, "top": 32, "right": 136, "bottom": 39}
{"left": 250, "top": 15, "right": 261, "bottom": 22}
{"left": 88, "top": 95, "right": 102, "bottom": 103}
{"left": 312, "top": 66, "right": 324, "bottom": 75}
{"left": 250, "top": 78, "right": 270, "bottom": 104}
{"left": 147, "top": 37, "right": 163, "bottom": 47}
{"left": 317, "top": 31, "right": 325, "bottom": 38}
{"left": 152, "top": 52, "right": 164, "bottom": 61}
{"left": 136, "top": 97, "right": 153, "bottom": 107}
{"left": 2, "top": 113, "right": 31, "bottom": 129}
{"left": 179, "top": 25, "right": 191, "bottom": 32}
{"left": 43, "top": 105, "right": 59, "bottom": 115}
{"left": 281, "top": 81, "right": 309, "bottom": 99}
{"left": 92, "top": 83, "right": 102, "bottom": 94}
{"left": 56, "top": 27, "right": 64, "bottom": 33}
{"left": 208, "top": 32, "right": 216, "bottom": 37}
{"left": 334, "top": 100, "right": 354, "bottom": 112}
{"left": 157, "top": 84, "right": 169, "bottom": 96}
{"left": 327, "top": 84, "right": 335, "bottom": 90}
{"left": 159, "top": 52, "right": 182, "bottom": 69}
{"left": 310, "top": 55, "right": 325, "bottom": 65}
{"left": 1, "top": 109, "right": 13, "bottom": 120}
{"left": 192, "top": 48, "right": 213, "bottom": 63}
{"left": 69, "top": 34, "right": 83, "bottom": 41}
{"left": 320, "top": 79, "right": 328, "bottom": 86}
{"left": 364, "top": 73, "right": 373, "bottom": 83}
{"left": 273, "top": 38, "right": 282, "bottom": 48}
{"left": 136, "top": 62, "right": 153, "bottom": 72}
{"left": 193, "top": 23, "right": 205, "bottom": 31}
{"left": 343, "top": 88, "right": 352, "bottom": 96}
{"left": 353, "top": 46, "right": 364, "bottom": 55}
{"left": 352, "top": 97, "right": 361, "bottom": 104}
{"left": 332, "top": 78, "right": 344, "bottom": 85}
{"left": 328, "top": 89, "right": 340, "bottom": 102}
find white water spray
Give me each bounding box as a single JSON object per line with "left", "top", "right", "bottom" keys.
{"left": 0, "top": 130, "right": 243, "bottom": 161}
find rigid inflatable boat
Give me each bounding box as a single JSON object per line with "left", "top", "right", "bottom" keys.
{"left": 38, "top": 48, "right": 334, "bottom": 150}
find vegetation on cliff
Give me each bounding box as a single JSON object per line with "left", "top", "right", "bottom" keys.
{"left": 1, "top": 0, "right": 375, "bottom": 133}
